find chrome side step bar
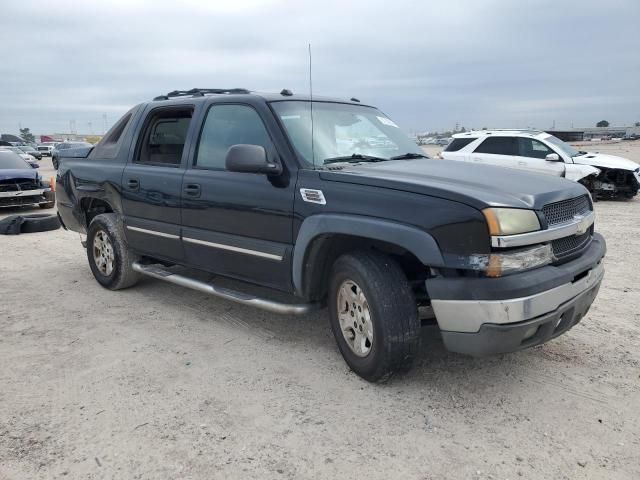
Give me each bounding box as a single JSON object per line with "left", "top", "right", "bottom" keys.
{"left": 132, "top": 262, "right": 318, "bottom": 315}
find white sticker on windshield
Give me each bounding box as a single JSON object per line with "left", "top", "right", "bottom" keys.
{"left": 377, "top": 116, "right": 399, "bottom": 128}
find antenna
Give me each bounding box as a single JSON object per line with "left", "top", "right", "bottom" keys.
{"left": 308, "top": 43, "right": 315, "bottom": 166}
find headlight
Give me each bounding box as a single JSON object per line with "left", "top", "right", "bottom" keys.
{"left": 483, "top": 208, "right": 540, "bottom": 236}
{"left": 467, "top": 244, "right": 554, "bottom": 278}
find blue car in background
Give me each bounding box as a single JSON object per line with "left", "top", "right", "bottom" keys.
{"left": 0, "top": 150, "right": 55, "bottom": 209}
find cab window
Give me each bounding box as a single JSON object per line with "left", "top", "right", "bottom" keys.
{"left": 473, "top": 137, "right": 518, "bottom": 155}
{"left": 518, "top": 138, "right": 554, "bottom": 159}
{"left": 195, "top": 104, "right": 272, "bottom": 170}
{"left": 135, "top": 107, "right": 193, "bottom": 167}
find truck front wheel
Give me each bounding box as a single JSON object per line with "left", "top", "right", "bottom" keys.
{"left": 328, "top": 251, "right": 420, "bottom": 382}
{"left": 87, "top": 213, "right": 140, "bottom": 290}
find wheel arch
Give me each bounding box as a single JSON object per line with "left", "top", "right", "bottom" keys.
{"left": 80, "top": 197, "right": 115, "bottom": 227}
{"left": 292, "top": 214, "right": 445, "bottom": 300}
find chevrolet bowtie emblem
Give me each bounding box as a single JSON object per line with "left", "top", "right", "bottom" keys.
{"left": 574, "top": 214, "right": 590, "bottom": 235}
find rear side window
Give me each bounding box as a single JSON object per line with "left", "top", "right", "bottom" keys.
{"left": 104, "top": 114, "right": 132, "bottom": 145}
{"left": 445, "top": 138, "right": 476, "bottom": 152}
{"left": 518, "top": 138, "right": 554, "bottom": 159}
{"left": 195, "top": 104, "right": 272, "bottom": 170}
{"left": 473, "top": 137, "right": 518, "bottom": 155}
{"left": 135, "top": 108, "right": 193, "bottom": 167}
{"left": 91, "top": 105, "right": 140, "bottom": 160}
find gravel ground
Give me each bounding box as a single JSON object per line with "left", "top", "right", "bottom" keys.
{"left": 1, "top": 153, "right": 639, "bottom": 480}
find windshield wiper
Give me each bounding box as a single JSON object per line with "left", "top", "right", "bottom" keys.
{"left": 389, "top": 152, "right": 428, "bottom": 160}
{"left": 323, "top": 154, "right": 388, "bottom": 165}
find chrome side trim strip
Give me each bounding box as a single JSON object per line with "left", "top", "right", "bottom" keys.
{"left": 132, "top": 262, "right": 317, "bottom": 315}
{"left": 432, "top": 261, "right": 604, "bottom": 333}
{"left": 126, "top": 225, "right": 179, "bottom": 240}
{"left": 491, "top": 211, "right": 595, "bottom": 248}
{"left": 183, "top": 236, "right": 283, "bottom": 261}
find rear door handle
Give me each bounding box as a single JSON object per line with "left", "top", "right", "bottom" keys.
{"left": 184, "top": 183, "right": 201, "bottom": 198}
{"left": 518, "top": 161, "right": 527, "bottom": 166}
{"left": 126, "top": 178, "right": 139, "bottom": 191}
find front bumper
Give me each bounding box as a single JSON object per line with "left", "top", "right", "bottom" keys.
{"left": 0, "top": 188, "right": 52, "bottom": 208}
{"left": 427, "top": 232, "right": 606, "bottom": 356}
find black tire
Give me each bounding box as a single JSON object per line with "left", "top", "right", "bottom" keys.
{"left": 328, "top": 250, "right": 420, "bottom": 382}
{"left": 87, "top": 213, "right": 140, "bottom": 290}
{"left": 19, "top": 214, "right": 61, "bottom": 233}
{"left": 52, "top": 157, "right": 58, "bottom": 169}
{"left": 39, "top": 202, "right": 55, "bottom": 209}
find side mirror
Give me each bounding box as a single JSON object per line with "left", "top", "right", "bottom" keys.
{"left": 545, "top": 153, "right": 561, "bottom": 162}
{"left": 225, "top": 144, "right": 282, "bottom": 175}
{"left": 31, "top": 162, "right": 40, "bottom": 169}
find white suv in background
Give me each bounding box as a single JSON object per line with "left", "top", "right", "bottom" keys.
{"left": 441, "top": 130, "right": 640, "bottom": 199}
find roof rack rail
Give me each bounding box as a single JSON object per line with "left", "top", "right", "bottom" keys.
{"left": 153, "top": 88, "right": 250, "bottom": 101}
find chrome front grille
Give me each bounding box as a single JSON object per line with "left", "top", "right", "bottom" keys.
{"left": 542, "top": 195, "right": 591, "bottom": 226}
{"left": 0, "top": 180, "right": 39, "bottom": 192}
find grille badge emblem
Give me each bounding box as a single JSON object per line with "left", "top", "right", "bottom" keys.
{"left": 574, "top": 214, "right": 590, "bottom": 235}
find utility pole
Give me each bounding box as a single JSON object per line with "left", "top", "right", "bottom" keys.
{"left": 102, "top": 114, "right": 108, "bottom": 134}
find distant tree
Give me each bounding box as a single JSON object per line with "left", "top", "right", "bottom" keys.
{"left": 481, "top": 127, "right": 487, "bottom": 130}
{"left": 635, "top": 121, "right": 640, "bottom": 127}
{"left": 19, "top": 127, "right": 36, "bottom": 143}
{"left": 596, "top": 120, "right": 609, "bottom": 128}
{"left": 460, "top": 126, "right": 467, "bottom": 133}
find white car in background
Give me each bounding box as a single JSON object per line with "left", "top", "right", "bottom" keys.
{"left": 37, "top": 142, "right": 57, "bottom": 157}
{"left": 441, "top": 130, "right": 640, "bottom": 199}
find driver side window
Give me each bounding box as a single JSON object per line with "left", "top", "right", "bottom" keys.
{"left": 195, "top": 104, "right": 273, "bottom": 170}
{"left": 518, "top": 138, "right": 554, "bottom": 159}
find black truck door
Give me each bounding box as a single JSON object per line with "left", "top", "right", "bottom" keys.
{"left": 121, "top": 105, "right": 195, "bottom": 261}
{"left": 180, "top": 102, "right": 295, "bottom": 292}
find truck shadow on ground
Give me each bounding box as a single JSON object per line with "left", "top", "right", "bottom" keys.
{"left": 132, "top": 273, "right": 559, "bottom": 390}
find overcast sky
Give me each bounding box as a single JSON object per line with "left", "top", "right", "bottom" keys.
{"left": 1, "top": 0, "right": 639, "bottom": 136}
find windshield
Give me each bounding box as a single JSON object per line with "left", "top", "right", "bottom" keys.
{"left": 0, "top": 151, "right": 30, "bottom": 169}
{"left": 271, "top": 101, "right": 424, "bottom": 168}
{"left": 544, "top": 135, "right": 580, "bottom": 157}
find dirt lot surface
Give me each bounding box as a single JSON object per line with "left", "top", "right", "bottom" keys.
{"left": 1, "top": 152, "right": 640, "bottom": 479}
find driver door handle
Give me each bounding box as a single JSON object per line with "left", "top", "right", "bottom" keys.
{"left": 184, "top": 183, "right": 201, "bottom": 198}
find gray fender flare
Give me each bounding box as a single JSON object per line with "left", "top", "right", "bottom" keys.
{"left": 292, "top": 214, "right": 444, "bottom": 295}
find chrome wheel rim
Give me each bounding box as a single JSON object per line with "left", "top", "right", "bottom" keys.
{"left": 93, "top": 230, "right": 115, "bottom": 276}
{"left": 337, "top": 280, "right": 373, "bottom": 357}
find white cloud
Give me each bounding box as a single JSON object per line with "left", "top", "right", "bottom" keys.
{"left": 1, "top": 0, "right": 639, "bottom": 134}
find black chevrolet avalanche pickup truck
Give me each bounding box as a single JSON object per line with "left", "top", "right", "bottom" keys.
{"left": 56, "top": 88, "right": 606, "bottom": 381}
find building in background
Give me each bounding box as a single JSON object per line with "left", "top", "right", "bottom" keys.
{"left": 40, "top": 133, "right": 103, "bottom": 144}
{"left": 546, "top": 126, "right": 640, "bottom": 141}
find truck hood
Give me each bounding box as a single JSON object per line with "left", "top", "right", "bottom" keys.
{"left": 572, "top": 153, "right": 639, "bottom": 171}
{"left": 0, "top": 168, "right": 38, "bottom": 182}
{"left": 319, "top": 158, "right": 588, "bottom": 210}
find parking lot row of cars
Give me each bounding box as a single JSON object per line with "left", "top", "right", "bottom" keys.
{"left": 0, "top": 141, "right": 94, "bottom": 169}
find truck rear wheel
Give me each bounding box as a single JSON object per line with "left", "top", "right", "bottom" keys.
{"left": 87, "top": 213, "right": 140, "bottom": 290}
{"left": 328, "top": 251, "right": 420, "bottom": 382}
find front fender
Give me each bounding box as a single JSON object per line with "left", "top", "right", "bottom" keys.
{"left": 565, "top": 164, "right": 600, "bottom": 182}
{"left": 292, "top": 214, "right": 445, "bottom": 295}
